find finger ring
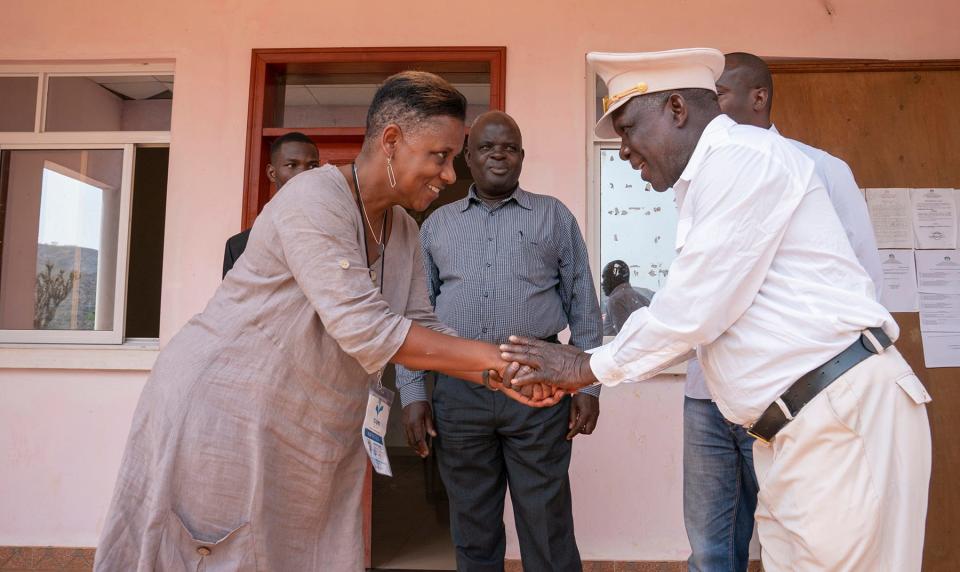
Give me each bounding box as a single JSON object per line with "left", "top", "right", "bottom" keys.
{"left": 482, "top": 370, "right": 498, "bottom": 392}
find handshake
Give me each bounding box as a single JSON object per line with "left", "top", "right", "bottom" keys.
{"left": 484, "top": 336, "right": 600, "bottom": 408}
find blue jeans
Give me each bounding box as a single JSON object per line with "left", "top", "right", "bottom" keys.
{"left": 683, "top": 397, "right": 759, "bottom": 572}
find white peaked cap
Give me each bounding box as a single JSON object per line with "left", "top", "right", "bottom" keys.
{"left": 589, "top": 48, "right": 725, "bottom": 139}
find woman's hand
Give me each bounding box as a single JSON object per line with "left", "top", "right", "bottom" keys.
{"left": 487, "top": 366, "right": 566, "bottom": 407}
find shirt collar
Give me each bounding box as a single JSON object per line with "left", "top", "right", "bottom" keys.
{"left": 671, "top": 114, "right": 736, "bottom": 209}
{"left": 675, "top": 114, "right": 736, "bottom": 187}
{"left": 462, "top": 184, "right": 532, "bottom": 211}
{"left": 769, "top": 123, "right": 780, "bottom": 135}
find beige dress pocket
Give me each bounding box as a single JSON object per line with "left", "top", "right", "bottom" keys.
{"left": 157, "top": 511, "right": 256, "bottom": 572}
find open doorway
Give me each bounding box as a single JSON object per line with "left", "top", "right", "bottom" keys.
{"left": 243, "top": 48, "right": 504, "bottom": 569}
{"left": 370, "top": 150, "right": 472, "bottom": 571}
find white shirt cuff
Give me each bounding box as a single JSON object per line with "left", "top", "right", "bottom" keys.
{"left": 589, "top": 347, "right": 628, "bottom": 387}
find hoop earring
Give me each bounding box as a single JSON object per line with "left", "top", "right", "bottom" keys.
{"left": 386, "top": 156, "right": 398, "bottom": 189}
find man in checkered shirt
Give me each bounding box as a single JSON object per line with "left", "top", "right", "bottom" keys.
{"left": 395, "top": 110, "right": 603, "bottom": 572}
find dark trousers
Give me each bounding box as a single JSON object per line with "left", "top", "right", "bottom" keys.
{"left": 432, "top": 375, "right": 582, "bottom": 572}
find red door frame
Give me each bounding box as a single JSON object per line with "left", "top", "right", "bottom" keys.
{"left": 242, "top": 46, "right": 506, "bottom": 229}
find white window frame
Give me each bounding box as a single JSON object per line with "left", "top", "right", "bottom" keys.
{"left": 0, "top": 62, "right": 172, "bottom": 345}
{"left": 584, "top": 60, "right": 685, "bottom": 373}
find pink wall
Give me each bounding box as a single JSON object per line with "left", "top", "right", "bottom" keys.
{"left": 0, "top": 371, "right": 145, "bottom": 546}
{"left": 1, "top": 0, "right": 958, "bottom": 557}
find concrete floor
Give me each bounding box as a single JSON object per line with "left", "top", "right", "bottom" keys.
{"left": 371, "top": 452, "right": 457, "bottom": 571}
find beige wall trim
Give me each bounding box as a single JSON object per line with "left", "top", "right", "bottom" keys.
{"left": 0, "top": 340, "right": 158, "bottom": 370}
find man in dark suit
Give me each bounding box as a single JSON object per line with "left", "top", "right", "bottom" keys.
{"left": 222, "top": 132, "right": 320, "bottom": 277}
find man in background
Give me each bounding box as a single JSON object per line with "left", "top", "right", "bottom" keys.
{"left": 222, "top": 131, "right": 319, "bottom": 277}
{"left": 397, "top": 110, "right": 602, "bottom": 571}
{"left": 601, "top": 259, "right": 653, "bottom": 335}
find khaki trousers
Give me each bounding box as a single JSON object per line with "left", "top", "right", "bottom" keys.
{"left": 752, "top": 347, "right": 931, "bottom": 572}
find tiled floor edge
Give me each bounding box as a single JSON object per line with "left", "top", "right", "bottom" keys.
{"left": 0, "top": 547, "right": 95, "bottom": 571}
{"left": 1, "top": 547, "right": 762, "bottom": 571}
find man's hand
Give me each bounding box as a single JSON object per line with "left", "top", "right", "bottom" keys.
{"left": 499, "top": 336, "right": 597, "bottom": 391}
{"left": 402, "top": 401, "right": 436, "bottom": 458}
{"left": 566, "top": 393, "right": 600, "bottom": 440}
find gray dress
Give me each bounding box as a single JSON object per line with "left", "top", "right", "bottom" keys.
{"left": 94, "top": 165, "right": 451, "bottom": 571}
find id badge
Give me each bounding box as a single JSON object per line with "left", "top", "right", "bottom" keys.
{"left": 362, "top": 380, "right": 395, "bottom": 477}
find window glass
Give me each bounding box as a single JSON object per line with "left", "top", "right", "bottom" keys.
{"left": 270, "top": 62, "right": 490, "bottom": 128}
{"left": 46, "top": 75, "right": 173, "bottom": 131}
{"left": 0, "top": 149, "right": 124, "bottom": 331}
{"left": 598, "top": 148, "right": 678, "bottom": 305}
{"left": 0, "top": 76, "right": 38, "bottom": 131}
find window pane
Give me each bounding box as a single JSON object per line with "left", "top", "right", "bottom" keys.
{"left": 0, "top": 149, "right": 124, "bottom": 331}
{"left": 0, "top": 76, "right": 38, "bottom": 131}
{"left": 598, "top": 148, "right": 677, "bottom": 306}
{"left": 45, "top": 75, "right": 173, "bottom": 131}
{"left": 125, "top": 147, "right": 168, "bottom": 338}
{"left": 268, "top": 62, "right": 490, "bottom": 128}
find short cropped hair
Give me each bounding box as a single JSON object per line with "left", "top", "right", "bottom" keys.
{"left": 269, "top": 131, "right": 316, "bottom": 162}
{"left": 724, "top": 52, "right": 774, "bottom": 101}
{"left": 364, "top": 71, "right": 467, "bottom": 143}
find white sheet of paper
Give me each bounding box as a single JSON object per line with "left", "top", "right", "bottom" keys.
{"left": 878, "top": 249, "right": 919, "bottom": 312}
{"left": 919, "top": 292, "right": 960, "bottom": 332}
{"left": 866, "top": 188, "right": 913, "bottom": 248}
{"left": 920, "top": 331, "right": 960, "bottom": 368}
{"left": 915, "top": 250, "right": 960, "bottom": 294}
{"left": 911, "top": 188, "right": 958, "bottom": 249}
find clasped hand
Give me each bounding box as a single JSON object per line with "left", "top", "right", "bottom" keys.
{"left": 486, "top": 362, "right": 566, "bottom": 407}
{"left": 497, "top": 336, "right": 597, "bottom": 391}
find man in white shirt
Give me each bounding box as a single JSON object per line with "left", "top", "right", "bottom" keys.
{"left": 502, "top": 48, "right": 931, "bottom": 571}
{"left": 675, "top": 51, "right": 889, "bottom": 572}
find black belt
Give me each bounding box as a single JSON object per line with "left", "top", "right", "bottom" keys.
{"left": 541, "top": 334, "right": 560, "bottom": 344}
{"left": 747, "top": 327, "right": 893, "bottom": 444}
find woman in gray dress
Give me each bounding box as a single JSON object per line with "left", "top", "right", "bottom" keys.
{"left": 94, "top": 71, "right": 560, "bottom": 572}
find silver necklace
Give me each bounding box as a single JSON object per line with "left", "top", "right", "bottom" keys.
{"left": 352, "top": 163, "right": 386, "bottom": 255}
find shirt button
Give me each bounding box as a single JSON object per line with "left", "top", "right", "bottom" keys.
{"left": 482, "top": 327, "right": 488, "bottom": 333}
{"left": 485, "top": 262, "right": 491, "bottom": 267}
{"left": 483, "top": 292, "right": 488, "bottom": 298}
{"left": 197, "top": 547, "right": 211, "bottom": 557}
{"left": 487, "top": 237, "right": 493, "bottom": 241}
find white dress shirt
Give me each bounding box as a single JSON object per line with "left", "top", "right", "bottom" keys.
{"left": 684, "top": 123, "right": 884, "bottom": 400}
{"left": 590, "top": 115, "right": 896, "bottom": 425}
